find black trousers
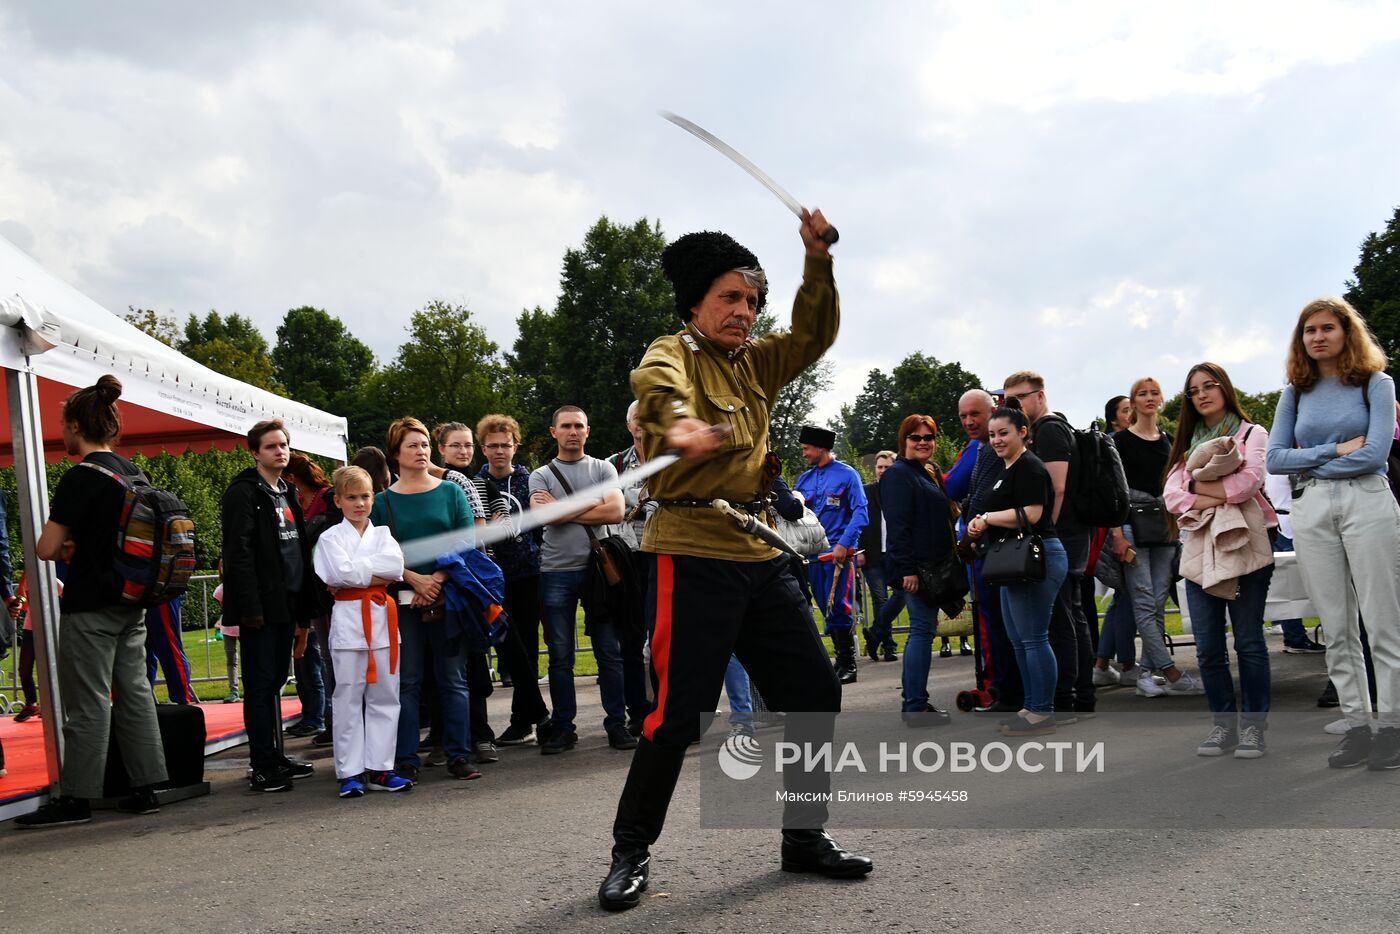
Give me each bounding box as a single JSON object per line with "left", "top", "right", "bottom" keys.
{"left": 611, "top": 554, "right": 842, "bottom": 853}
{"left": 1049, "top": 531, "right": 1095, "bottom": 712}
{"left": 467, "top": 651, "right": 495, "bottom": 745}
{"left": 240, "top": 620, "right": 294, "bottom": 773}
{"left": 501, "top": 574, "right": 549, "bottom": 729}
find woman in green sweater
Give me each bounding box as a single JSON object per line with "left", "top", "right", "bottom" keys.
{"left": 369, "top": 417, "right": 478, "bottom": 783}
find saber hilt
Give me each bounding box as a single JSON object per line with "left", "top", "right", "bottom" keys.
{"left": 712, "top": 499, "right": 808, "bottom": 563}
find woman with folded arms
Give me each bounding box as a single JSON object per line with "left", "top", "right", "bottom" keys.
{"left": 1164, "top": 363, "right": 1275, "bottom": 759}
{"left": 1266, "top": 298, "right": 1400, "bottom": 770}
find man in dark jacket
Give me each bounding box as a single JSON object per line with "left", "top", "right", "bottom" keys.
{"left": 221, "top": 419, "right": 321, "bottom": 792}
{"left": 860, "top": 451, "right": 899, "bottom": 662}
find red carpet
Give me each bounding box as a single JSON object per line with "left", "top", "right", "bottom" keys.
{"left": 1, "top": 697, "right": 303, "bottom": 809}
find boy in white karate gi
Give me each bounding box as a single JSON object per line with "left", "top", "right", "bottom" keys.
{"left": 313, "top": 466, "right": 412, "bottom": 797}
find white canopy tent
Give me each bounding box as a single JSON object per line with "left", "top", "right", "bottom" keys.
{"left": 0, "top": 233, "right": 348, "bottom": 810}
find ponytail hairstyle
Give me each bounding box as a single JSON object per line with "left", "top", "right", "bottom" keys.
{"left": 62, "top": 375, "right": 123, "bottom": 444}
{"left": 990, "top": 395, "right": 1030, "bottom": 433}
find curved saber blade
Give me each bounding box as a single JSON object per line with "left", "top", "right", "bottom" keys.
{"left": 660, "top": 111, "right": 839, "bottom": 244}
{"left": 400, "top": 453, "right": 681, "bottom": 567}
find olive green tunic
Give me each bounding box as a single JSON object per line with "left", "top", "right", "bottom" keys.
{"left": 631, "top": 254, "right": 839, "bottom": 561}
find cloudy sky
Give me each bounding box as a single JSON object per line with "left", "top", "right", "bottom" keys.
{"left": 4, "top": 1, "right": 1400, "bottom": 427}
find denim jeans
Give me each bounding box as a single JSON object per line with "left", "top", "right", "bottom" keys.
{"left": 1000, "top": 537, "right": 1069, "bottom": 714}
{"left": 1184, "top": 564, "right": 1273, "bottom": 725}
{"left": 395, "top": 606, "right": 472, "bottom": 766}
{"left": 864, "top": 563, "right": 901, "bottom": 652}
{"left": 1095, "top": 594, "right": 1135, "bottom": 667}
{"left": 900, "top": 589, "right": 939, "bottom": 712}
{"left": 1121, "top": 526, "right": 1177, "bottom": 672}
{"left": 1269, "top": 533, "right": 1306, "bottom": 645}
{"left": 541, "top": 569, "right": 626, "bottom": 732}
{"left": 725, "top": 655, "right": 753, "bottom": 726}
{"left": 293, "top": 623, "right": 327, "bottom": 729}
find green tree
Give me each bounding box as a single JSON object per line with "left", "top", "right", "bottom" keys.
{"left": 751, "top": 310, "right": 835, "bottom": 474}
{"left": 1161, "top": 387, "right": 1280, "bottom": 435}
{"left": 178, "top": 310, "right": 281, "bottom": 393}
{"left": 1345, "top": 205, "right": 1400, "bottom": 379}
{"left": 845, "top": 354, "right": 982, "bottom": 460}
{"left": 508, "top": 216, "right": 674, "bottom": 460}
{"left": 271, "top": 306, "right": 376, "bottom": 410}
{"left": 846, "top": 370, "right": 898, "bottom": 454}
{"left": 271, "top": 306, "right": 381, "bottom": 444}
{"left": 378, "top": 300, "right": 523, "bottom": 440}
{"left": 124, "top": 307, "right": 178, "bottom": 346}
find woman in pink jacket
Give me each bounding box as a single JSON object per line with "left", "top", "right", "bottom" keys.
{"left": 1163, "top": 363, "right": 1276, "bottom": 760}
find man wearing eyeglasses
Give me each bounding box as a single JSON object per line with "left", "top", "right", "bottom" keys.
{"left": 795, "top": 425, "right": 870, "bottom": 684}
{"left": 1001, "top": 371, "right": 1096, "bottom": 719}
{"left": 475, "top": 414, "right": 552, "bottom": 747}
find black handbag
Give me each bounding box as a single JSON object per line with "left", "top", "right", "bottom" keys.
{"left": 980, "top": 507, "right": 1046, "bottom": 586}
{"left": 1127, "top": 498, "right": 1171, "bottom": 546}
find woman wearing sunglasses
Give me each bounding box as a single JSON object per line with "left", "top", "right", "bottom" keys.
{"left": 964, "top": 398, "right": 1067, "bottom": 736}
{"left": 880, "top": 415, "right": 954, "bottom": 726}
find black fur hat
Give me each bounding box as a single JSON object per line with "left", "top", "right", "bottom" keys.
{"left": 661, "top": 231, "right": 768, "bottom": 321}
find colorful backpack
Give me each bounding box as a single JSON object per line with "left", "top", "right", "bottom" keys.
{"left": 78, "top": 460, "right": 197, "bottom": 607}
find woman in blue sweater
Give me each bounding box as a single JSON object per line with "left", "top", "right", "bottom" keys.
{"left": 1266, "top": 297, "right": 1400, "bottom": 770}
{"left": 880, "top": 414, "right": 954, "bottom": 726}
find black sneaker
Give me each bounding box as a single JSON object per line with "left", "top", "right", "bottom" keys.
{"left": 14, "top": 796, "right": 91, "bottom": 828}
{"left": 394, "top": 761, "right": 421, "bottom": 786}
{"left": 540, "top": 728, "right": 578, "bottom": 755}
{"left": 1368, "top": 727, "right": 1400, "bottom": 771}
{"left": 448, "top": 756, "right": 483, "bottom": 780}
{"left": 116, "top": 787, "right": 161, "bottom": 815}
{"left": 311, "top": 730, "right": 334, "bottom": 748}
{"left": 249, "top": 770, "right": 293, "bottom": 793}
{"left": 496, "top": 723, "right": 536, "bottom": 746}
{"left": 279, "top": 758, "right": 315, "bottom": 780}
{"left": 1329, "top": 726, "right": 1372, "bottom": 768}
{"left": 1318, "top": 681, "right": 1340, "bottom": 708}
{"left": 472, "top": 741, "right": 500, "bottom": 764}
{"left": 607, "top": 724, "right": 639, "bottom": 750}
{"left": 626, "top": 719, "right": 645, "bottom": 738}
{"left": 1283, "top": 638, "right": 1326, "bottom": 654}
{"left": 285, "top": 721, "right": 320, "bottom": 738}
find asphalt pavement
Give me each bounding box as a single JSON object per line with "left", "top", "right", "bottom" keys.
{"left": 6, "top": 636, "right": 1399, "bottom": 933}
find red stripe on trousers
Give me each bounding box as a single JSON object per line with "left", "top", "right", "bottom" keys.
{"left": 158, "top": 603, "right": 192, "bottom": 701}
{"left": 641, "top": 555, "right": 674, "bottom": 742}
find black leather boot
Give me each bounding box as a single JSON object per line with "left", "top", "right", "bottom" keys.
{"left": 600, "top": 739, "right": 687, "bottom": 911}
{"left": 832, "top": 630, "right": 857, "bottom": 684}
{"left": 781, "top": 829, "right": 873, "bottom": 878}
{"left": 598, "top": 848, "right": 650, "bottom": 910}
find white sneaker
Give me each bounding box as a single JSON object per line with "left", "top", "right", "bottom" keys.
{"left": 1118, "top": 665, "right": 1142, "bottom": 686}
{"left": 1163, "top": 672, "right": 1206, "bottom": 695}
{"left": 1136, "top": 670, "right": 1165, "bottom": 697}
{"left": 1092, "top": 666, "right": 1120, "bottom": 687}
{"left": 1324, "top": 718, "right": 1350, "bottom": 735}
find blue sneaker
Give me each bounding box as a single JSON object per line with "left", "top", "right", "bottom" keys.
{"left": 367, "top": 770, "right": 413, "bottom": 792}
{"left": 338, "top": 776, "right": 366, "bottom": 798}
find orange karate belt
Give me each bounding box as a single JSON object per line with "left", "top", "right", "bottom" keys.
{"left": 334, "top": 586, "right": 399, "bottom": 683}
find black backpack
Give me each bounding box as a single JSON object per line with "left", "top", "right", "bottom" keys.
{"left": 1039, "top": 414, "right": 1130, "bottom": 528}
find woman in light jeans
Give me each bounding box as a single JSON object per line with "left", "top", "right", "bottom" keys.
{"left": 965, "top": 398, "right": 1068, "bottom": 736}
{"left": 1092, "top": 395, "right": 1138, "bottom": 686}
{"left": 881, "top": 414, "right": 955, "bottom": 726}
{"left": 1266, "top": 297, "right": 1400, "bottom": 771}
{"left": 1111, "top": 377, "right": 1203, "bottom": 699}
{"left": 1164, "top": 363, "right": 1275, "bottom": 760}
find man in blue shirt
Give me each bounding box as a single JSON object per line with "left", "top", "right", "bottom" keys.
{"left": 794, "top": 426, "right": 868, "bottom": 684}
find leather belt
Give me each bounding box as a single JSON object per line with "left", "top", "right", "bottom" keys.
{"left": 656, "top": 498, "right": 766, "bottom": 514}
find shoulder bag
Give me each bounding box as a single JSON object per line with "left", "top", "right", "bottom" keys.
{"left": 980, "top": 506, "right": 1047, "bottom": 586}
{"left": 547, "top": 461, "right": 627, "bottom": 587}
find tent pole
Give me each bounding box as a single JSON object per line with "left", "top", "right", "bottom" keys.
{"left": 5, "top": 365, "right": 64, "bottom": 789}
